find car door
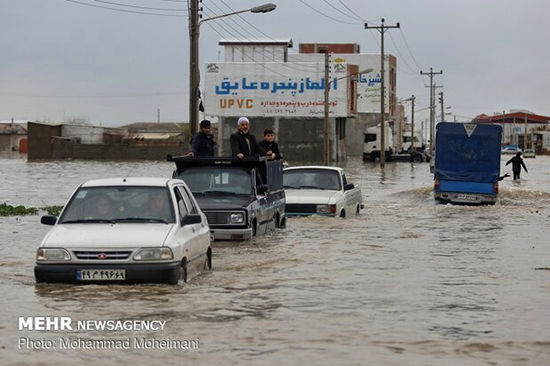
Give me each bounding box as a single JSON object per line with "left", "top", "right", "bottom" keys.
{"left": 254, "top": 168, "right": 271, "bottom": 235}
{"left": 171, "top": 185, "right": 197, "bottom": 263}
{"left": 177, "top": 185, "right": 210, "bottom": 262}
{"left": 341, "top": 173, "right": 357, "bottom": 213}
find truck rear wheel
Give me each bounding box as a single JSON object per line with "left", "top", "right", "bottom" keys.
{"left": 412, "top": 153, "right": 422, "bottom": 163}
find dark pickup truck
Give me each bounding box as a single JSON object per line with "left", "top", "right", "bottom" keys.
{"left": 168, "top": 156, "right": 286, "bottom": 240}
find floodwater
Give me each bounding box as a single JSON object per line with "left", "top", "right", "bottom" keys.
{"left": 1, "top": 155, "right": 550, "bottom": 365}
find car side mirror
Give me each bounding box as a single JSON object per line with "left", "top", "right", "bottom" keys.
{"left": 344, "top": 183, "right": 355, "bottom": 191}
{"left": 181, "top": 214, "right": 202, "bottom": 226}
{"left": 41, "top": 215, "right": 57, "bottom": 226}
{"left": 257, "top": 184, "right": 269, "bottom": 195}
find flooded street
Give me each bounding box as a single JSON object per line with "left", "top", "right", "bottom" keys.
{"left": 1, "top": 156, "right": 550, "bottom": 365}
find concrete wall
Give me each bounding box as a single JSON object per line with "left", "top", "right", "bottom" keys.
{"left": 51, "top": 140, "right": 185, "bottom": 160}
{"left": 218, "top": 114, "right": 383, "bottom": 160}
{"left": 28, "top": 122, "right": 61, "bottom": 159}
{"left": 0, "top": 135, "right": 13, "bottom": 152}
{"left": 345, "top": 113, "right": 383, "bottom": 156}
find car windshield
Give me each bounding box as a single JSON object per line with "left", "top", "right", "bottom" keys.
{"left": 179, "top": 167, "right": 252, "bottom": 195}
{"left": 283, "top": 169, "right": 342, "bottom": 190}
{"left": 59, "top": 186, "right": 175, "bottom": 224}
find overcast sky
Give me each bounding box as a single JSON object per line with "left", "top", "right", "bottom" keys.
{"left": 2, "top": 0, "right": 549, "bottom": 126}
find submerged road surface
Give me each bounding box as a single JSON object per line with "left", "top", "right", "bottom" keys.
{"left": 1, "top": 156, "right": 549, "bottom": 365}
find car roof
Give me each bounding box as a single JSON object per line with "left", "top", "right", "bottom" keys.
{"left": 81, "top": 177, "right": 179, "bottom": 188}
{"left": 284, "top": 166, "right": 344, "bottom": 173}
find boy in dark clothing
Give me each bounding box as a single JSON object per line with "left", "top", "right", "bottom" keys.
{"left": 258, "top": 128, "right": 282, "bottom": 160}
{"left": 506, "top": 152, "right": 528, "bottom": 180}
{"left": 189, "top": 119, "right": 215, "bottom": 157}
{"left": 230, "top": 117, "right": 262, "bottom": 158}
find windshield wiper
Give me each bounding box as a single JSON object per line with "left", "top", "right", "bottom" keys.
{"left": 203, "top": 190, "right": 239, "bottom": 195}
{"left": 112, "top": 217, "right": 169, "bottom": 224}
{"left": 62, "top": 219, "right": 116, "bottom": 224}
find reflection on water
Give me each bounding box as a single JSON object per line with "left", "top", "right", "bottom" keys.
{"left": 1, "top": 157, "right": 550, "bottom": 365}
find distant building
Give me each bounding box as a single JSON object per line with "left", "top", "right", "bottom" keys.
{"left": 0, "top": 120, "right": 28, "bottom": 153}
{"left": 27, "top": 121, "right": 190, "bottom": 160}
{"left": 203, "top": 40, "right": 396, "bottom": 161}
{"left": 474, "top": 110, "right": 550, "bottom": 153}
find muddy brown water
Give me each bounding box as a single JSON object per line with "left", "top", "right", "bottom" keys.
{"left": 1, "top": 156, "right": 550, "bottom": 365}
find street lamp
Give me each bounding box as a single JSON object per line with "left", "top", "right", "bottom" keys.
{"left": 188, "top": 2, "right": 277, "bottom": 137}
{"left": 323, "top": 67, "right": 373, "bottom": 165}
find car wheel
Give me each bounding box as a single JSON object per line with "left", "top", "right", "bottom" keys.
{"left": 252, "top": 220, "right": 257, "bottom": 236}
{"left": 204, "top": 248, "right": 212, "bottom": 270}
{"left": 412, "top": 154, "right": 422, "bottom": 163}
{"left": 356, "top": 205, "right": 360, "bottom": 215}
{"left": 340, "top": 209, "right": 346, "bottom": 218}
{"left": 181, "top": 258, "right": 188, "bottom": 283}
{"left": 167, "top": 265, "right": 181, "bottom": 285}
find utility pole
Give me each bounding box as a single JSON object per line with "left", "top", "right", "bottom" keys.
{"left": 323, "top": 51, "right": 331, "bottom": 166}
{"left": 189, "top": 0, "right": 200, "bottom": 137}
{"left": 365, "top": 18, "right": 400, "bottom": 168}
{"left": 420, "top": 67, "right": 442, "bottom": 158}
{"left": 438, "top": 92, "right": 445, "bottom": 122}
{"left": 157, "top": 108, "right": 161, "bottom": 123}
{"left": 409, "top": 95, "right": 416, "bottom": 151}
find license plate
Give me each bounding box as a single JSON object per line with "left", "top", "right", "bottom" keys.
{"left": 76, "top": 269, "right": 126, "bottom": 281}
{"left": 456, "top": 193, "right": 479, "bottom": 202}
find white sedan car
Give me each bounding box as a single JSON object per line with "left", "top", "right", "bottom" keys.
{"left": 34, "top": 177, "right": 211, "bottom": 284}
{"left": 283, "top": 166, "right": 363, "bottom": 217}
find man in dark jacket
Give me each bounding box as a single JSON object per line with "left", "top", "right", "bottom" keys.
{"left": 230, "top": 117, "right": 262, "bottom": 158}
{"left": 258, "top": 128, "right": 282, "bottom": 160}
{"left": 506, "top": 152, "right": 528, "bottom": 180}
{"left": 189, "top": 119, "right": 215, "bottom": 157}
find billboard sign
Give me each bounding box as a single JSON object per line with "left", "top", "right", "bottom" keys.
{"left": 204, "top": 62, "right": 349, "bottom": 117}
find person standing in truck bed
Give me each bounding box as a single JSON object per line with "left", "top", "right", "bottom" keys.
{"left": 258, "top": 128, "right": 282, "bottom": 160}
{"left": 230, "top": 117, "right": 262, "bottom": 158}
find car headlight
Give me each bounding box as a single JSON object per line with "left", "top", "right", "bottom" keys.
{"left": 133, "top": 248, "right": 173, "bottom": 261}
{"left": 36, "top": 248, "right": 71, "bottom": 261}
{"left": 230, "top": 212, "right": 244, "bottom": 224}
{"left": 316, "top": 204, "right": 329, "bottom": 213}
{"left": 316, "top": 204, "right": 337, "bottom": 214}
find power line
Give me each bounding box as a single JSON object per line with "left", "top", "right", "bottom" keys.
{"left": 336, "top": 0, "right": 367, "bottom": 21}
{"left": 208, "top": 1, "right": 319, "bottom": 70}
{"left": 398, "top": 27, "right": 423, "bottom": 70}
{"left": 388, "top": 32, "right": 417, "bottom": 75}
{"left": 202, "top": 6, "right": 249, "bottom": 40}
{"left": 216, "top": 0, "right": 272, "bottom": 39}
{"left": 297, "top": 0, "right": 362, "bottom": 25}
{"left": 201, "top": 20, "right": 299, "bottom": 79}
{"left": 201, "top": 7, "right": 320, "bottom": 72}
{"left": 65, "top": 0, "right": 186, "bottom": 16}
{"left": 320, "top": 0, "right": 366, "bottom": 22}
{"left": 92, "top": 0, "right": 187, "bottom": 11}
